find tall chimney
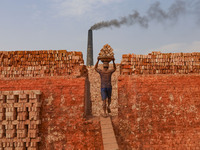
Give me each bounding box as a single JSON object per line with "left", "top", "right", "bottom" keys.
{"left": 87, "top": 29, "right": 93, "bottom": 66}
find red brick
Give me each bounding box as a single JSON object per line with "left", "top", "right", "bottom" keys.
{"left": 0, "top": 76, "right": 103, "bottom": 149}
{"left": 117, "top": 74, "right": 200, "bottom": 149}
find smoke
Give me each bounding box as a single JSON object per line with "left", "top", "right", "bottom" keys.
{"left": 90, "top": 11, "right": 148, "bottom": 30}
{"left": 90, "top": 0, "right": 196, "bottom": 30}
{"left": 147, "top": 1, "right": 186, "bottom": 22}
{"left": 193, "top": 1, "right": 200, "bottom": 24}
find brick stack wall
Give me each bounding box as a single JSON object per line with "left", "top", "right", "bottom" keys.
{"left": 87, "top": 64, "right": 120, "bottom": 116}
{"left": 0, "top": 50, "right": 87, "bottom": 78}
{"left": 0, "top": 76, "right": 103, "bottom": 150}
{"left": 0, "top": 90, "right": 41, "bottom": 150}
{"left": 0, "top": 50, "right": 103, "bottom": 149}
{"left": 121, "top": 51, "right": 200, "bottom": 75}
{"left": 116, "top": 74, "right": 200, "bottom": 149}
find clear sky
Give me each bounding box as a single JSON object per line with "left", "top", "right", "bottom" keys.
{"left": 0, "top": 0, "right": 200, "bottom": 63}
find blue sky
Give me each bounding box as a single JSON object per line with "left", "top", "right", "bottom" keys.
{"left": 0, "top": 0, "right": 200, "bottom": 63}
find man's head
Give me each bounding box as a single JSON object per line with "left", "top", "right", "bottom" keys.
{"left": 103, "top": 62, "right": 109, "bottom": 71}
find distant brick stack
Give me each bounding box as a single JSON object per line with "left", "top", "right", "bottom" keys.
{"left": 0, "top": 90, "right": 41, "bottom": 150}
{"left": 0, "top": 50, "right": 87, "bottom": 78}
{"left": 121, "top": 51, "right": 200, "bottom": 75}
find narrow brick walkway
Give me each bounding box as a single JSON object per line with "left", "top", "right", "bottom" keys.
{"left": 100, "top": 116, "right": 119, "bottom": 150}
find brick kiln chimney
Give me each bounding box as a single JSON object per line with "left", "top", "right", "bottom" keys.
{"left": 87, "top": 29, "right": 93, "bottom": 66}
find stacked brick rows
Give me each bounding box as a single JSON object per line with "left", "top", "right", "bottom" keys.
{"left": 0, "top": 77, "right": 103, "bottom": 149}
{"left": 0, "top": 90, "right": 41, "bottom": 150}
{"left": 121, "top": 51, "right": 200, "bottom": 75}
{"left": 0, "top": 50, "right": 86, "bottom": 78}
{"left": 117, "top": 75, "right": 200, "bottom": 149}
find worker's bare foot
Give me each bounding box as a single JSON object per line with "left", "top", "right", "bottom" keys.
{"left": 102, "top": 113, "right": 107, "bottom": 118}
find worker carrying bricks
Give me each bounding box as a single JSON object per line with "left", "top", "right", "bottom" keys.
{"left": 95, "top": 44, "right": 116, "bottom": 117}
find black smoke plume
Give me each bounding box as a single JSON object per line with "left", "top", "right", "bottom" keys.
{"left": 90, "top": 11, "right": 148, "bottom": 30}
{"left": 90, "top": 0, "right": 199, "bottom": 30}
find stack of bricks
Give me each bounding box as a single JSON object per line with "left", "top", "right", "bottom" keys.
{"left": 0, "top": 90, "right": 41, "bottom": 150}
{"left": 121, "top": 51, "right": 200, "bottom": 75}
{"left": 116, "top": 75, "right": 200, "bottom": 149}
{"left": 0, "top": 50, "right": 86, "bottom": 78}
{"left": 99, "top": 44, "right": 114, "bottom": 57}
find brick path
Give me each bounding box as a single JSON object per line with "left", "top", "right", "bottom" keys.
{"left": 100, "top": 116, "right": 119, "bottom": 150}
